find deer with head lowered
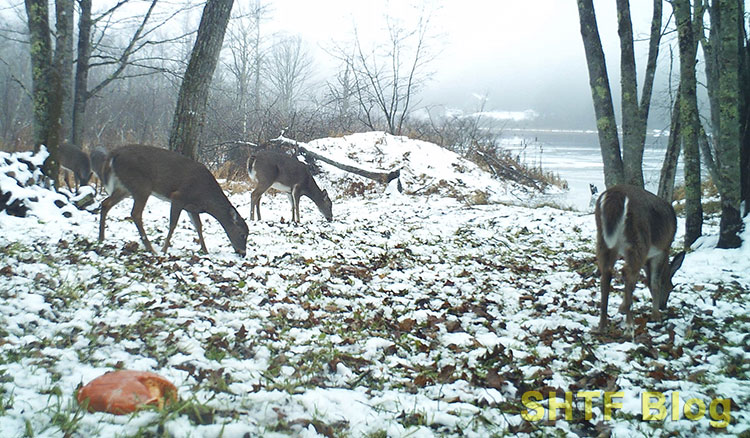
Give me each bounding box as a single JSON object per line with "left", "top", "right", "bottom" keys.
{"left": 59, "top": 142, "right": 92, "bottom": 191}
{"left": 595, "top": 184, "right": 685, "bottom": 332}
{"left": 89, "top": 146, "right": 108, "bottom": 194}
{"left": 247, "top": 150, "right": 333, "bottom": 223}
{"left": 98, "top": 144, "right": 248, "bottom": 255}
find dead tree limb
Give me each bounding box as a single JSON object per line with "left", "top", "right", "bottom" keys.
{"left": 270, "top": 136, "right": 401, "bottom": 185}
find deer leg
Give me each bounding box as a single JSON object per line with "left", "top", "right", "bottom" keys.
{"left": 597, "top": 247, "right": 617, "bottom": 331}
{"left": 188, "top": 212, "right": 208, "bottom": 254}
{"left": 291, "top": 185, "right": 302, "bottom": 223}
{"left": 250, "top": 192, "right": 257, "bottom": 220}
{"left": 98, "top": 188, "right": 129, "bottom": 243}
{"left": 598, "top": 268, "right": 613, "bottom": 331}
{"left": 287, "top": 192, "right": 296, "bottom": 223}
{"left": 620, "top": 262, "right": 640, "bottom": 328}
{"left": 129, "top": 196, "right": 156, "bottom": 254}
{"left": 62, "top": 170, "right": 74, "bottom": 192}
{"left": 162, "top": 202, "right": 183, "bottom": 253}
{"left": 251, "top": 186, "right": 269, "bottom": 221}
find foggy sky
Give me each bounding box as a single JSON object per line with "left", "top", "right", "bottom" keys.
{"left": 269, "top": 0, "right": 676, "bottom": 130}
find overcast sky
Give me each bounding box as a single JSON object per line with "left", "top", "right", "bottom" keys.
{"left": 0, "top": 0, "right": 675, "bottom": 130}
{"left": 266, "top": 0, "right": 674, "bottom": 130}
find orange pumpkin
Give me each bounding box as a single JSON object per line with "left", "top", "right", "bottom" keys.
{"left": 77, "top": 370, "right": 178, "bottom": 414}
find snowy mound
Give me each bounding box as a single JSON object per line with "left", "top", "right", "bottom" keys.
{"left": 304, "top": 132, "right": 517, "bottom": 203}
{"left": 0, "top": 147, "right": 95, "bottom": 220}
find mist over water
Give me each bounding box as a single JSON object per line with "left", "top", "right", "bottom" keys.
{"left": 500, "top": 129, "right": 678, "bottom": 211}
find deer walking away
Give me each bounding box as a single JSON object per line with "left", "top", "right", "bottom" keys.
{"left": 247, "top": 150, "right": 333, "bottom": 223}
{"left": 98, "top": 144, "right": 248, "bottom": 255}
{"left": 595, "top": 184, "right": 685, "bottom": 332}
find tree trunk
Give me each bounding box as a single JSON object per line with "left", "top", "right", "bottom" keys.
{"left": 715, "top": 0, "right": 742, "bottom": 248}
{"left": 55, "top": 0, "right": 75, "bottom": 142}
{"left": 25, "top": 0, "right": 63, "bottom": 180}
{"left": 617, "top": 0, "right": 644, "bottom": 187}
{"left": 169, "top": 0, "right": 234, "bottom": 159}
{"left": 636, "top": 0, "right": 664, "bottom": 184}
{"left": 740, "top": 1, "right": 750, "bottom": 216}
{"left": 742, "top": 28, "right": 750, "bottom": 215}
{"left": 674, "top": 0, "right": 703, "bottom": 248}
{"left": 658, "top": 91, "right": 681, "bottom": 202}
{"left": 71, "top": 0, "right": 92, "bottom": 148}
{"left": 577, "top": 0, "right": 624, "bottom": 188}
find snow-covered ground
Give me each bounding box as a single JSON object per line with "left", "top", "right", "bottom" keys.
{"left": 1, "top": 133, "right": 748, "bottom": 437}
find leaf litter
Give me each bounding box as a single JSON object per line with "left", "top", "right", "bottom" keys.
{"left": 1, "top": 134, "right": 749, "bottom": 437}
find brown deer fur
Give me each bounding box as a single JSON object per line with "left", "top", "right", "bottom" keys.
{"left": 247, "top": 151, "right": 332, "bottom": 223}
{"left": 595, "top": 184, "right": 685, "bottom": 331}
{"left": 98, "top": 145, "right": 248, "bottom": 255}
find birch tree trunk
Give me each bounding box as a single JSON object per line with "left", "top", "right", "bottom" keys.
{"left": 169, "top": 0, "right": 234, "bottom": 159}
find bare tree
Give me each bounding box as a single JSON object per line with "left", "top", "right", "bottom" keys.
{"left": 55, "top": 0, "right": 74, "bottom": 142}
{"left": 71, "top": 0, "right": 192, "bottom": 147}
{"left": 577, "top": 0, "right": 664, "bottom": 189}
{"left": 0, "top": 34, "right": 31, "bottom": 147}
{"left": 267, "top": 35, "right": 314, "bottom": 119}
{"left": 336, "top": 7, "right": 437, "bottom": 135}
{"left": 223, "top": 0, "right": 270, "bottom": 141}
{"left": 24, "top": 0, "right": 65, "bottom": 179}
{"left": 672, "top": 0, "right": 704, "bottom": 248}
{"left": 699, "top": 0, "right": 743, "bottom": 248}
{"left": 169, "top": 0, "right": 234, "bottom": 159}
{"left": 323, "top": 58, "right": 359, "bottom": 133}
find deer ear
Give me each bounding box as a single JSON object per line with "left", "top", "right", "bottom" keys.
{"left": 670, "top": 251, "right": 685, "bottom": 277}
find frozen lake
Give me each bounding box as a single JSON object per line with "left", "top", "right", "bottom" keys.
{"left": 501, "top": 129, "right": 677, "bottom": 211}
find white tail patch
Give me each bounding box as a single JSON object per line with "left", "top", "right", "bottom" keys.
{"left": 599, "top": 192, "right": 628, "bottom": 250}
{"left": 103, "top": 156, "right": 118, "bottom": 195}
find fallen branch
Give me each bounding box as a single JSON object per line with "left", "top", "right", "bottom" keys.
{"left": 270, "top": 136, "right": 401, "bottom": 186}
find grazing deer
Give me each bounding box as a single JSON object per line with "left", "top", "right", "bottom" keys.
{"left": 595, "top": 184, "right": 685, "bottom": 332}
{"left": 89, "top": 146, "right": 108, "bottom": 194}
{"left": 247, "top": 150, "right": 333, "bottom": 223}
{"left": 59, "top": 142, "right": 92, "bottom": 191}
{"left": 98, "top": 144, "right": 248, "bottom": 255}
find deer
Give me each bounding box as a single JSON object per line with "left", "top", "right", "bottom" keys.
{"left": 595, "top": 184, "right": 685, "bottom": 333}
{"left": 247, "top": 150, "right": 333, "bottom": 223}
{"left": 59, "top": 142, "right": 92, "bottom": 192}
{"left": 89, "top": 146, "right": 108, "bottom": 194}
{"left": 98, "top": 144, "right": 248, "bottom": 256}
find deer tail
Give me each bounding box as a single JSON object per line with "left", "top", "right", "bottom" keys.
{"left": 598, "top": 190, "right": 628, "bottom": 249}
